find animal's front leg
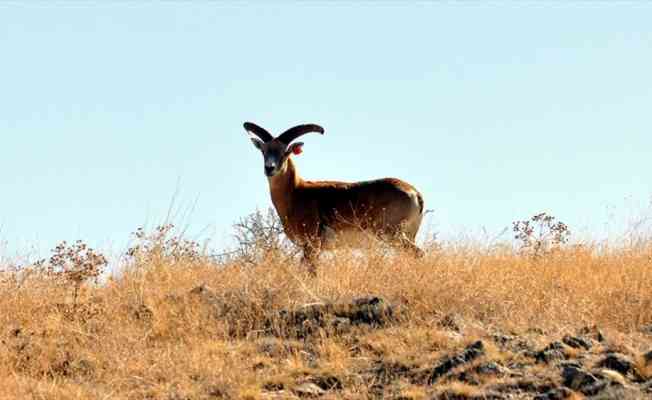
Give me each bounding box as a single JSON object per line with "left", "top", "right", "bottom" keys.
{"left": 318, "top": 224, "right": 338, "bottom": 250}
{"left": 301, "top": 241, "right": 321, "bottom": 277}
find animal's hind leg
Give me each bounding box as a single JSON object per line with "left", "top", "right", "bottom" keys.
{"left": 381, "top": 226, "right": 424, "bottom": 258}
{"left": 382, "top": 196, "right": 424, "bottom": 258}
{"left": 396, "top": 233, "right": 425, "bottom": 258}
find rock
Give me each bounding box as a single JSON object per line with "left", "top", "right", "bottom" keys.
{"left": 454, "top": 362, "right": 508, "bottom": 386}
{"left": 276, "top": 304, "right": 330, "bottom": 338}
{"left": 579, "top": 325, "right": 606, "bottom": 342}
{"left": 330, "top": 317, "right": 351, "bottom": 335}
{"left": 368, "top": 359, "right": 415, "bottom": 385}
{"left": 336, "top": 296, "right": 395, "bottom": 325}
{"left": 474, "top": 361, "right": 504, "bottom": 376}
{"left": 492, "top": 334, "right": 534, "bottom": 354}
{"left": 284, "top": 296, "right": 396, "bottom": 327}
{"left": 535, "top": 341, "right": 568, "bottom": 364}
{"left": 276, "top": 296, "right": 396, "bottom": 337}
{"left": 597, "top": 353, "right": 634, "bottom": 375}
{"left": 561, "top": 365, "right": 606, "bottom": 395}
{"left": 432, "top": 390, "right": 505, "bottom": 400}
{"left": 559, "top": 361, "right": 583, "bottom": 370}
{"left": 492, "top": 334, "right": 515, "bottom": 347}
{"left": 309, "top": 374, "right": 342, "bottom": 391}
{"left": 489, "top": 379, "right": 557, "bottom": 396}
{"left": 262, "top": 381, "right": 285, "bottom": 392}
{"left": 590, "top": 385, "right": 638, "bottom": 400}
{"left": 562, "top": 365, "right": 598, "bottom": 387}
{"left": 643, "top": 381, "right": 652, "bottom": 393}
{"left": 293, "top": 382, "right": 326, "bottom": 397}
{"left": 596, "top": 369, "right": 628, "bottom": 386}
{"left": 643, "top": 350, "right": 652, "bottom": 365}
{"left": 533, "top": 387, "right": 572, "bottom": 400}
{"left": 426, "top": 341, "right": 485, "bottom": 384}
{"left": 562, "top": 335, "right": 592, "bottom": 350}
{"left": 641, "top": 324, "right": 652, "bottom": 335}
{"left": 292, "top": 302, "right": 331, "bottom": 320}
{"left": 561, "top": 366, "right": 632, "bottom": 398}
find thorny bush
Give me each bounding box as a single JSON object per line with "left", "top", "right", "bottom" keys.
{"left": 513, "top": 212, "right": 570, "bottom": 257}
{"left": 126, "top": 224, "right": 204, "bottom": 263}
{"left": 33, "top": 240, "right": 108, "bottom": 304}
{"left": 231, "top": 208, "right": 295, "bottom": 265}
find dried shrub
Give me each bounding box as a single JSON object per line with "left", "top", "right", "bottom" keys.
{"left": 231, "top": 208, "right": 295, "bottom": 264}
{"left": 126, "top": 224, "right": 204, "bottom": 264}
{"left": 513, "top": 212, "right": 570, "bottom": 257}
{"left": 35, "top": 240, "right": 107, "bottom": 305}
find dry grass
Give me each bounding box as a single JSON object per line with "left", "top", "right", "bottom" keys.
{"left": 1, "top": 235, "right": 651, "bottom": 399}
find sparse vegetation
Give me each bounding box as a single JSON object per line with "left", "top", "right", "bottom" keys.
{"left": 31, "top": 240, "right": 107, "bottom": 307}
{"left": 231, "top": 208, "right": 295, "bottom": 265}
{"left": 513, "top": 212, "right": 571, "bottom": 258}
{"left": 127, "top": 224, "right": 204, "bottom": 264}
{"left": 0, "top": 212, "right": 651, "bottom": 399}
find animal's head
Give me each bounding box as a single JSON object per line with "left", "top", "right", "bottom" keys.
{"left": 244, "top": 122, "right": 325, "bottom": 177}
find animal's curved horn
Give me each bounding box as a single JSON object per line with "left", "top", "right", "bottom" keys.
{"left": 244, "top": 122, "right": 274, "bottom": 143}
{"left": 277, "top": 124, "right": 325, "bottom": 144}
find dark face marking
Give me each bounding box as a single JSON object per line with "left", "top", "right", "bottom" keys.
{"left": 251, "top": 139, "right": 290, "bottom": 177}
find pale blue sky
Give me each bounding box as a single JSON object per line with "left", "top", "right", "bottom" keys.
{"left": 1, "top": 2, "right": 651, "bottom": 258}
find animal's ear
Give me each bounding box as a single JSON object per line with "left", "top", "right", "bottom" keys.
{"left": 286, "top": 142, "right": 304, "bottom": 156}
{"left": 250, "top": 137, "right": 265, "bottom": 151}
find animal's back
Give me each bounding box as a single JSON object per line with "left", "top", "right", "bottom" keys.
{"left": 298, "top": 178, "right": 423, "bottom": 233}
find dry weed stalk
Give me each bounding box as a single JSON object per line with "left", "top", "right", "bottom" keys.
{"left": 126, "top": 224, "right": 204, "bottom": 264}
{"left": 34, "top": 240, "right": 108, "bottom": 306}
{"left": 513, "top": 212, "right": 571, "bottom": 257}
{"left": 232, "top": 208, "right": 295, "bottom": 265}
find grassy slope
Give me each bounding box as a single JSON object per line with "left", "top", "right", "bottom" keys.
{"left": 1, "top": 242, "right": 651, "bottom": 399}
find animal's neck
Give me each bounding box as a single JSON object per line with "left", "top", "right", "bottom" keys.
{"left": 267, "top": 158, "right": 301, "bottom": 222}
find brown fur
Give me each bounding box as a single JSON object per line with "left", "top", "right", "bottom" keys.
{"left": 268, "top": 158, "right": 424, "bottom": 270}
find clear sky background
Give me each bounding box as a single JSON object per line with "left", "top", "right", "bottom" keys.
{"left": 1, "top": 2, "right": 651, "bottom": 260}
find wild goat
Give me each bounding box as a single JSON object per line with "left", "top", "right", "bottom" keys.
{"left": 244, "top": 122, "right": 424, "bottom": 271}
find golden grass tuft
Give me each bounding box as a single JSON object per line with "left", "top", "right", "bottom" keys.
{"left": 1, "top": 238, "right": 651, "bottom": 399}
